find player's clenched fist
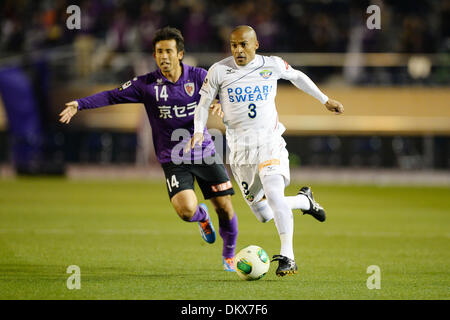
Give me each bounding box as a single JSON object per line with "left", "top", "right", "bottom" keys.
{"left": 184, "top": 132, "right": 204, "bottom": 153}
{"left": 59, "top": 101, "right": 79, "bottom": 124}
{"left": 325, "top": 99, "right": 344, "bottom": 115}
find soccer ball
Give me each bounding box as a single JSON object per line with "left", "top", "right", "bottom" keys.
{"left": 234, "top": 245, "right": 270, "bottom": 281}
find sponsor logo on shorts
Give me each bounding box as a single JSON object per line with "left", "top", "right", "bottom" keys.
{"left": 211, "top": 181, "right": 232, "bottom": 192}
{"left": 258, "top": 159, "right": 280, "bottom": 171}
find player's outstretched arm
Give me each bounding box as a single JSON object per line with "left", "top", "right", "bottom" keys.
{"left": 324, "top": 99, "right": 344, "bottom": 115}
{"left": 59, "top": 101, "right": 79, "bottom": 124}
{"left": 277, "top": 57, "right": 343, "bottom": 115}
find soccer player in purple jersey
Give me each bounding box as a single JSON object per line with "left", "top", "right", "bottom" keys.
{"left": 59, "top": 27, "right": 238, "bottom": 272}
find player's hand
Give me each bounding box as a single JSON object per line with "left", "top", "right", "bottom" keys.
{"left": 325, "top": 99, "right": 344, "bottom": 115}
{"left": 210, "top": 103, "right": 224, "bottom": 119}
{"left": 59, "top": 101, "right": 79, "bottom": 124}
{"left": 184, "top": 132, "right": 204, "bottom": 153}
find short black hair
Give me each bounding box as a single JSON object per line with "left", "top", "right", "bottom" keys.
{"left": 152, "top": 26, "right": 185, "bottom": 53}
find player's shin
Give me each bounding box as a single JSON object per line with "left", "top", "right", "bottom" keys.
{"left": 261, "top": 174, "right": 295, "bottom": 260}
{"left": 189, "top": 205, "right": 208, "bottom": 222}
{"left": 218, "top": 213, "right": 238, "bottom": 259}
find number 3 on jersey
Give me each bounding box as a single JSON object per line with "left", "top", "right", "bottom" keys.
{"left": 248, "top": 103, "right": 257, "bottom": 118}
{"left": 166, "top": 175, "right": 179, "bottom": 192}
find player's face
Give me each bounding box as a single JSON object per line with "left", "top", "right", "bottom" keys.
{"left": 230, "top": 30, "right": 259, "bottom": 66}
{"left": 154, "top": 39, "right": 184, "bottom": 74}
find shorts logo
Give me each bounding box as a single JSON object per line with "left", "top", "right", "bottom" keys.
{"left": 211, "top": 181, "right": 232, "bottom": 192}
{"left": 258, "top": 159, "right": 280, "bottom": 171}
{"left": 184, "top": 82, "right": 195, "bottom": 97}
{"left": 245, "top": 194, "right": 254, "bottom": 202}
{"left": 259, "top": 69, "right": 272, "bottom": 79}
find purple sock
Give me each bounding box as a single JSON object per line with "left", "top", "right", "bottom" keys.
{"left": 189, "top": 205, "right": 208, "bottom": 222}
{"left": 219, "top": 213, "right": 238, "bottom": 259}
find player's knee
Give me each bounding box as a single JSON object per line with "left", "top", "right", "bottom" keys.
{"left": 249, "top": 200, "right": 273, "bottom": 223}
{"left": 215, "top": 206, "right": 229, "bottom": 219}
{"left": 211, "top": 195, "right": 234, "bottom": 219}
{"left": 264, "top": 187, "right": 287, "bottom": 210}
{"left": 176, "top": 204, "right": 197, "bottom": 222}
{"left": 264, "top": 188, "right": 282, "bottom": 202}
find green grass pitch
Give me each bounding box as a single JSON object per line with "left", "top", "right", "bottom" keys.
{"left": 0, "top": 178, "right": 448, "bottom": 299}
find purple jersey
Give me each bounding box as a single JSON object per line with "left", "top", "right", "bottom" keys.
{"left": 77, "top": 63, "right": 215, "bottom": 164}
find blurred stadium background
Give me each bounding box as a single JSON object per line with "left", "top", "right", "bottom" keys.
{"left": 0, "top": 0, "right": 448, "bottom": 183}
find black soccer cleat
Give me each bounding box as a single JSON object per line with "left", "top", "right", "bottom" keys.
{"left": 271, "top": 255, "right": 298, "bottom": 277}
{"left": 298, "top": 186, "right": 326, "bottom": 222}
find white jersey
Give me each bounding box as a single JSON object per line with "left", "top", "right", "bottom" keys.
{"left": 195, "top": 54, "right": 328, "bottom": 151}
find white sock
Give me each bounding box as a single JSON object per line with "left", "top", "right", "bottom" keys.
{"left": 249, "top": 199, "right": 274, "bottom": 223}
{"left": 285, "top": 194, "right": 310, "bottom": 211}
{"left": 280, "top": 233, "right": 294, "bottom": 260}
{"left": 261, "top": 174, "right": 295, "bottom": 260}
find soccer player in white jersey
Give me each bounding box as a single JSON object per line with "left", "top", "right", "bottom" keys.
{"left": 186, "top": 25, "right": 344, "bottom": 277}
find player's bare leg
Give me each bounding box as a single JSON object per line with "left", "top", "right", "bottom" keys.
{"left": 171, "top": 189, "right": 216, "bottom": 243}
{"left": 209, "top": 195, "right": 238, "bottom": 271}
{"left": 171, "top": 189, "right": 198, "bottom": 221}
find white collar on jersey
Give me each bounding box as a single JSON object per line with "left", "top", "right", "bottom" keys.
{"left": 232, "top": 54, "right": 261, "bottom": 70}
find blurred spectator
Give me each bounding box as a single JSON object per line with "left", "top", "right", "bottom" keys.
{"left": 183, "top": 1, "right": 212, "bottom": 51}
{"left": 399, "top": 15, "right": 436, "bottom": 53}
{"left": 1, "top": 0, "right": 446, "bottom": 55}
{"left": 441, "top": 0, "right": 450, "bottom": 51}
{"left": 137, "top": 2, "right": 162, "bottom": 52}
{"left": 0, "top": 0, "right": 447, "bottom": 85}
{"left": 251, "top": 0, "right": 281, "bottom": 52}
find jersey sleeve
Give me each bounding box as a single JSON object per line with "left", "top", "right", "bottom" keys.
{"left": 199, "top": 65, "right": 220, "bottom": 102}
{"left": 194, "top": 65, "right": 220, "bottom": 134}
{"left": 77, "top": 77, "right": 144, "bottom": 110}
{"left": 196, "top": 67, "right": 208, "bottom": 84}
{"left": 273, "top": 56, "right": 329, "bottom": 105}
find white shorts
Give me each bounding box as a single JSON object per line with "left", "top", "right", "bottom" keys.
{"left": 229, "top": 136, "right": 290, "bottom": 205}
